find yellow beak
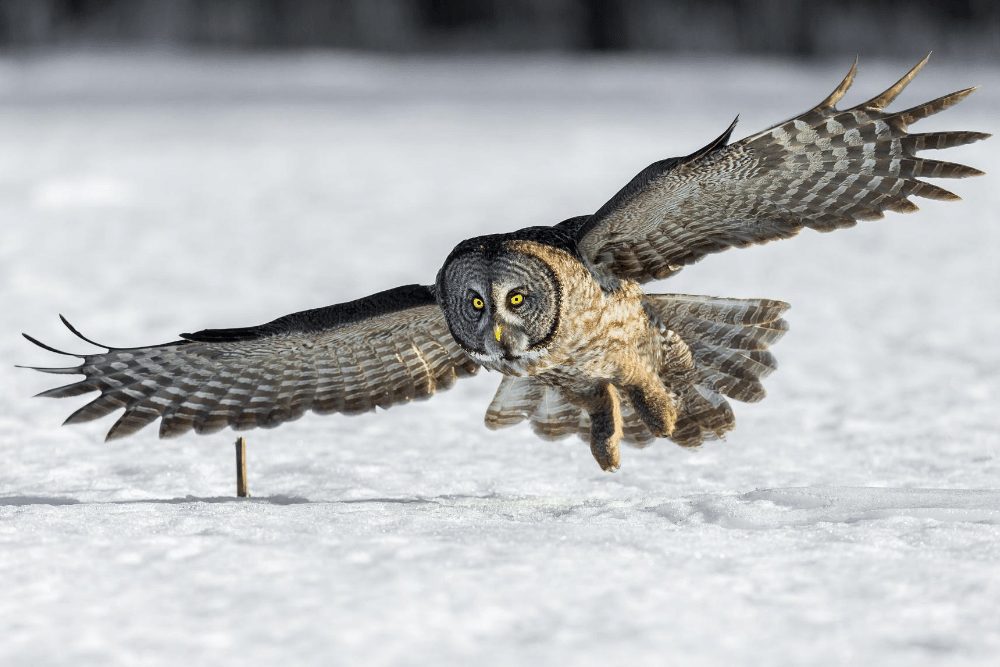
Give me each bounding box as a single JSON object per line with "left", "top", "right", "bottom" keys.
{"left": 493, "top": 323, "right": 503, "bottom": 342}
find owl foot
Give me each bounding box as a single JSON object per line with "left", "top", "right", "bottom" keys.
{"left": 626, "top": 382, "right": 678, "bottom": 438}
{"left": 586, "top": 383, "right": 623, "bottom": 472}
{"left": 590, "top": 434, "right": 621, "bottom": 472}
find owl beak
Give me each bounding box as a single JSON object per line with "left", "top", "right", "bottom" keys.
{"left": 493, "top": 323, "right": 503, "bottom": 342}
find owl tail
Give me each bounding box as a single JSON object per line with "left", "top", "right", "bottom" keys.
{"left": 643, "top": 293, "right": 790, "bottom": 447}
{"left": 484, "top": 377, "right": 663, "bottom": 448}
{"left": 484, "top": 377, "right": 582, "bottom": 440}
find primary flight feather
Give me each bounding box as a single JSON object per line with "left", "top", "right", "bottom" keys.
{"left": 23, "top": 56, "right": 988, "bottom": 471}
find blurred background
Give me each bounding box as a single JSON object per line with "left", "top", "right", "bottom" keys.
{"left": 1, "top": 0, "right": 998, "bottom": 58}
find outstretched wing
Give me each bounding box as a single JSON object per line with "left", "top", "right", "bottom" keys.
{"left": 22, "top": 285, "right": 478, "bottom": 440}
{"left": 567, "top": 55, "right": 989, "bottom": 284}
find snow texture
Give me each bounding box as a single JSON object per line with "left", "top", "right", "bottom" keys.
{"left": 2, "top": 53, "right": 999, "bottom": 666}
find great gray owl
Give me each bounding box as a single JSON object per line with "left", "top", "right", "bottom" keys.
{"left": 23, "top": 56, "right": 987, "bottom": 471}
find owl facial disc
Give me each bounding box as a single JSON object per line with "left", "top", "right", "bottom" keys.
{"left": 437, "top": 241, "right": 560, "bottom": 365}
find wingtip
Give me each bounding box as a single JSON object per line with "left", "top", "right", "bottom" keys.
{"left": 683, "top": 116, "right": 741, "bottom": 162}
{"left": 817, "top": 56, "right": 859, "bottom": 110}
{"left": 895, "top": 85, "right": 981, "bottom": 125}
{"left": 17, "top": 363, "right": 83, "bottom": 376}
{"left": 59, "top": 314, "right": 113, "bottom": 349}
{"left": 950, "top": 86, "right": 980, "bottom": 103}
{"left": 856, "top": 52, "right": 932, "bottom": 111}
{"left": 721, "top": 114, "right": 740, "bottom": 142}
{"left": 22, "top": 332, "right": 79, "bottom": 357}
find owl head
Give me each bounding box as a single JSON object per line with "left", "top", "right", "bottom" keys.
{"left": 436, "top": 234, "right": 563, "bottom": 365}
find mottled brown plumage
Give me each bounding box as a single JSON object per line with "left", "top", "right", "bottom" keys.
{"left": 23, "top": 56, "right": 987, "bottom": 471}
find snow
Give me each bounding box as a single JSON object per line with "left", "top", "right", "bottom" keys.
{"left": 2, "top": 52, "right": 999, "bottom": 666}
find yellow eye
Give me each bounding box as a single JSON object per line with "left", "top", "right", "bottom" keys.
{"left": 509, "top": 293, "right": 524, "bottom": 307}
{"left": 472, "top": 297, "right": 485, "bottom": 310}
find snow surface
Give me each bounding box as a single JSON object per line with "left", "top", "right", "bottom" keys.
{"left": 2, "top": 52, "right": 999, "bottom": 666}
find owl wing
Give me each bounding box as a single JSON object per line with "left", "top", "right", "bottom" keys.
{"left": 22, "top": 284, "right": 479, "bottom": 440}
{"left": 565, "top": 55, "right": 989, "bottom": 284}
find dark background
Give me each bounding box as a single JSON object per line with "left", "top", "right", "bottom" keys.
{"left": 2, "top": 0, "right": 998, "bottom": 58}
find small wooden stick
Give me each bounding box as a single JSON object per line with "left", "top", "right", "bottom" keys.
{"left": 235, "top": 436, "right": 249, "bottom": 498}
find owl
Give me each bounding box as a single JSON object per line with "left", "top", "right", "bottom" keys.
{"left": 23, "top": 56, "right": 987, "bottom": 471}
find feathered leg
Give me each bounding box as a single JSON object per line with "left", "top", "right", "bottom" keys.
{"left": 582, "top": 383, "right": 623, "bottom": 472}
{"left": 624, "top": 374, "right": 678, "bottom": 439}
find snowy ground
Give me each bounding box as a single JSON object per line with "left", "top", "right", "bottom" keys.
{"left": 1, "top": 52, "right": 999, "bottom": 666}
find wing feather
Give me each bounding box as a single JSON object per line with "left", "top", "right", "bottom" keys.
{"left": 24, "top": 285, "right": 478, "bottom": 440}
{"left": 573, "top": 55, "right": 988, "bottom": 283}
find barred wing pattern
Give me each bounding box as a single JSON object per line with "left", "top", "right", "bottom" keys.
{"left": 572, "top": 55, "right": 989, "bottom": 284}
{"left": 23, "top": 285, "right": 478, "bottom": 441}
{"left": 644, "top": 294, "right": 789, "bottom": 447}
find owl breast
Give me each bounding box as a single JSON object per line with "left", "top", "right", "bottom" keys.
{"left": 491, "top": 241, "right": 660, "bottom": 394}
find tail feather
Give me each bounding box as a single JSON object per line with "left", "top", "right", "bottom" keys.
{"left": 484, "top": 376, "right": 542, "bottom": 429}
{"left": 695, "top": 369, "right": 766, "bottom": 404}
{"left": 671, "top": 385, "right": 736, "bottom": 448}
{"left": 689, "top": 342, "right": 778, "bottom": 383}
{"left": 529, "top": 386, "right": 583, "bottom": 440}
{"left": 484, "top": 378, "right": 657, "bottom": 448}
{"left": 485, "top": 377, "right": 583, "bottom": 441}
{"left": 646, "top": 293, "right": 789, "bottom": 447}
{"left": 680, "top": 317, "right": 788, "bottom": 352}
{"left": 648, "top": 293, "right": 788, "bottom": 326}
